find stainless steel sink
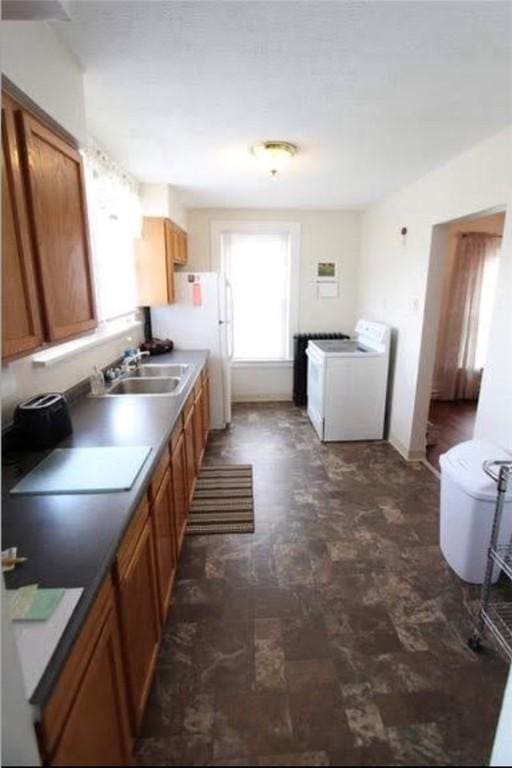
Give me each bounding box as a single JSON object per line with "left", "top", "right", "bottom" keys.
{"left": 105, "top": 377, "right": 182, "bottom": 396}
{"left": 132, "top": 364, "right": 190, "bottom": 379}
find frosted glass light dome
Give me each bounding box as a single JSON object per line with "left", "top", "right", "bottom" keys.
{"left": 251, "top": 141, "right": 297, "bottom": 176}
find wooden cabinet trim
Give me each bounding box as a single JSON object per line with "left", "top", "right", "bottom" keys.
{"left": 148, "top": 450, "right": 170, "bottom": 504}
{"left": 150, "top": 467, "right": 176, "bottom": 622}
{"left": 171, "top": 430, "right": 188, "bottom": 555}
{"left": 170, "top": 415, "right": 183, "bottom": 451}
{"left": 116, "top": 497, "right": 149, "bottom": 578}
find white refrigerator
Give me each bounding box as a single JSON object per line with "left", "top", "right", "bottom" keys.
{"left": 151, "top": 272, "right": 233, "bottom": 430}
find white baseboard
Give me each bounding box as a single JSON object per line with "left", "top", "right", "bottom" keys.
{"left": 388, "top": 433, "right": 426, "bottom": 462}
{"left": 422, "top": 458, "right": 441, "bottom": 479}
{"left": 232, "top": 394, "right": 292, "bottom": 403}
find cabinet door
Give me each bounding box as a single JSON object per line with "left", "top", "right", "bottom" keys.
{"left": 171, "top": 432, "right": 188, "bottom": 554}
{"left": 181, "top": 231, "right": 188, "bottom": 265}
{"left": 201, "top": 376, "right": 210, "bottom": 450}
{"left": 151, "top": 468, "right": 177, "bottom": 621}
{"left": 193, "top": 392, "right": 203, "bottom": 469}
{"left": 183, "top": 408, "right": 196, "bottom": 504}
{"left": 116, "top": 518, "right": 160, "bottom": 733}
{"left": 164, "top": 220, "right": 175, "bottom": 302}
{"left": 51, "top": 605, "right": 132, "bottom": 767}
{"left": 20, "top": 112, "right": 97, "bottom": 341}
{"left": 1, "top": 97, "right": 43, "bottom": 359}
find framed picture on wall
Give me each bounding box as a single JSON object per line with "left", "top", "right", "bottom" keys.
{"left": 316, "top": 261, "right": 337, "bottom": 282}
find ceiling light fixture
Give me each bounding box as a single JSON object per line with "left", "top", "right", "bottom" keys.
{"left": 251, "top": 141, "right": 298, "bottom": 177}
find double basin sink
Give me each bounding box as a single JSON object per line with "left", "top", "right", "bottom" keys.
{"left": 100, "top": 364, "right": 191, "bottom": 397}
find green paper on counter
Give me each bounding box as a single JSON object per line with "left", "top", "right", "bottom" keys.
{"left": 9, "top": 586, "right": 65, "bottom": 621}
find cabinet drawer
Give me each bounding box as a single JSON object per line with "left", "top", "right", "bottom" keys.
{"left": 116, "top": 497, "right": 149, "bottom": 578}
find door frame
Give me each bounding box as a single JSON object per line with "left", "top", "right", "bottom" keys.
{"left": 410, "top": 204, "right": 507, "bottom": 460}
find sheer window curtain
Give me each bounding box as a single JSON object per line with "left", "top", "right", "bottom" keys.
{"left": 82, "top": 143, "right": 142, "bottom": 322}
{"left": 434, "top": 232, "right": 501, "bottom": 401}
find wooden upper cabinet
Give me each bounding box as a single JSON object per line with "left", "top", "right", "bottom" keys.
{"left": 136, "top": 217, "right": 175, "bottom": 306}
{"left": 135, "top": 216, "right": 188, "bottom": 305}
{"left": 173, "top": 226, "right": 188, "bottom": 266}
{"left": 1, "top": 97, "right": 43, "bottom": 360}
{"left": 19, "top": 112, "right": 97, "bottom": 342}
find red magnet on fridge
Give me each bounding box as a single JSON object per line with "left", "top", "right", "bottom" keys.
{"left": 192, "top": 281, "right": 202, "bottom": 306}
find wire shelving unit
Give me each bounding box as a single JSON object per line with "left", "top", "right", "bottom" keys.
{"left": 469, "top": 460, "right": 512, "bottom": 659}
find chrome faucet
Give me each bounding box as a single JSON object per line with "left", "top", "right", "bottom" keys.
{"left": 122, "top": 349, "right": 150, "bottom": 373}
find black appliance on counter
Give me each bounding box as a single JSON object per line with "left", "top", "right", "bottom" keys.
{"left": 140, "top": 306, "right": 174, "bottom": 356}
{"left": 293, "top": 332, "right": 350, "bottom": 407}
{"left": 13, "top": 393, "right": 73, "bottom": 450}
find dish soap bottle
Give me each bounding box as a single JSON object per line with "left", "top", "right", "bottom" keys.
{"left": 89, "top": 366, "right": 105, "bottom": 396}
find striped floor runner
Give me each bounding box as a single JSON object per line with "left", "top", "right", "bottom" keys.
{"left": 186, "top": 464, "right": 254, "bottom": 535}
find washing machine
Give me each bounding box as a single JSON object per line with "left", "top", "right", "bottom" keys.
{"left": 305, "top": 319, "right": 390, "bottom": 441}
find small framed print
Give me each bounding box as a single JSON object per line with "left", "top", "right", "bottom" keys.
{"left": 316, "top": 261, "right": 337, "bottom": 282}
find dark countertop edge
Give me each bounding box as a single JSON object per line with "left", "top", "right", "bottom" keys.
{"left": 19, "top": 350, "right": 209, "bottom": 714}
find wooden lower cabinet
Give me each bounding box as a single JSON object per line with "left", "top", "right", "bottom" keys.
{"left": 40, "top": 366, "right": 211, "bottom": 765}
{"left": 171, "top": 431, "right": 188, "bottom": 555}
{"left": 50, "top": 606, "right": 132, "bottom": 766}
{"left": 183, "top": 404, "right": 196, "bottom": 504}
{"left": 192, "top": 391, "right": 203, "bottom": 469}
{"left": 114, "top": 505, "right": 161, "bottom": 734}
{"left": 201, "top": 376, "right": 210, "bottom": 451}
{"left": 150, "top": 466, "right": 177, "bottom": 622}
{"left": 40, "top": 578, "right": 132, "bottom": 767}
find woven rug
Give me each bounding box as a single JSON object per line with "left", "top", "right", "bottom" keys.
{"left": 186, "top": 464, "right": 255, "bottom": 535}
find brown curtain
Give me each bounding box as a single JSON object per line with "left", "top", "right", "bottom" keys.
{"left": 434, "top": 232, "right": 500, "bottom": 401}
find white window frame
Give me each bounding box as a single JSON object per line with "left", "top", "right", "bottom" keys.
{"left": 210, "top": 220, "right": 300, "bottom": 363}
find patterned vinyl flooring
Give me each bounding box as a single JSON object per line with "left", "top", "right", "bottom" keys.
{"left": 136, "top": 403, "right": 509, "bottom": 766}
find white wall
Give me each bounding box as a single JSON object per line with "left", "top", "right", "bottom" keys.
{"left": 140, "top": 183, "right": 188, "bottom": 230}
{"left": 1, "top": 21, "right": 87, "bottom": 142}
{"left": 358, "top": 127, "right": 512, "bottom": 458}
{"left": 187, "top": 208, "right": 361, "bottom": 400}
{"left": 188, "top": 208, "right": 360, "bottom": 332}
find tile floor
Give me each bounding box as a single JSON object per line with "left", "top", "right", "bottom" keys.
{"left": 136, "top": 403, "right": 509, "bottom": 766}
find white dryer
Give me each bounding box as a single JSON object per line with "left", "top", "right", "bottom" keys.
{"left": 306, "top": 319, "right": 390, "bottom": 441}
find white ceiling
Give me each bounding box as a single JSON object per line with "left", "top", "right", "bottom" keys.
{"left": 52, "top": 1, "right": 512, "bottom": 209}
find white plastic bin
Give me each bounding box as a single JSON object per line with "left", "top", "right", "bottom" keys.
{"left": 439, "top": 439, "right": 512, "bottom": 584}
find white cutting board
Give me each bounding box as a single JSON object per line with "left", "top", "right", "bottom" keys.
{"left": 10, "top": 446, "right": 152, "bottom": 495}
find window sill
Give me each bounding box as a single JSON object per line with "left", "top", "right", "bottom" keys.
{"left": 31, "top": 316, "right": 142, "bottom": 368}
{"left": 231, "top": 359, "right": 293, "bottom": 369}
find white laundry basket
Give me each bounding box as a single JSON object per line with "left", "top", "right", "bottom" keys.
{"left": 439, "top": 440, "right": 512, "bottom": 584}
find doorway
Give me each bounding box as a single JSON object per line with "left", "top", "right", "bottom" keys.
{"left": 425, "top": 211, "right": 505, "bottom": 470}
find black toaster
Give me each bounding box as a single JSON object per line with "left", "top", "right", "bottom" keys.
{"left": 14, "top": 393, "right": 73, "bottom": 450}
